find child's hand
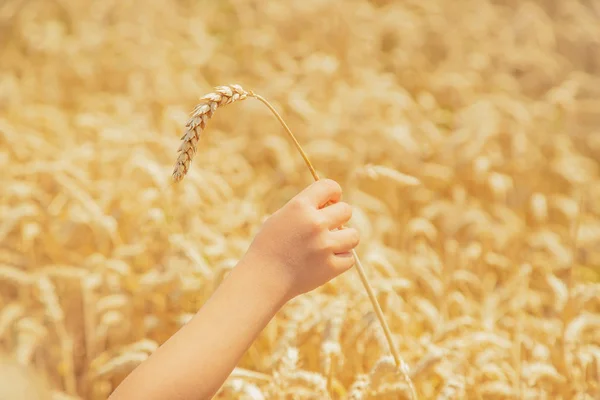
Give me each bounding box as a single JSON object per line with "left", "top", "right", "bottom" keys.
{"left": 242, "top": 179, "right": 359, "bottom": 302}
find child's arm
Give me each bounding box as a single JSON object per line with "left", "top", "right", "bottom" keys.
{"left": 108, "top": 179, "right": 359, "bottom": 400}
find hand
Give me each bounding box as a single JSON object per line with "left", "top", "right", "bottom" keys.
{"left": 241, "top": 179, "right": 360, "bottom": 302}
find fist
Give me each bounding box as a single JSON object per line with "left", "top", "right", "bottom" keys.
{"left": 243, "top": 179, "right": 360, "bottom": 301}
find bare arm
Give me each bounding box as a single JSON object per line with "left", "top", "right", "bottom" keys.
{"left": 108, "top": 257, "right": 285, "bottom": 400}
{"left": 108, "top": 179, "right": 359, "bottom": 400}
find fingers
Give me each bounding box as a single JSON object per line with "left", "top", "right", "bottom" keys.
{"left": 300, "top": 179, "right": 342, "bottom": 208}
{"left": 328, "top": 227, "right": 360, "bottom": 254}
{"left": 329, "top": 252, "right": 356, "bottom": 272}
{"left": 320, "top": 202, "right": 353, "bottom": 230}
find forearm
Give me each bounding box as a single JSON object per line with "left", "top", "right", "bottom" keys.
{"left": 109, "top": 258, "right": 286, "bottom": 400}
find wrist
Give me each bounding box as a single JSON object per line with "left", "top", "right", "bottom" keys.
{"left": 235, "top": 253, "right": 291, "bottom": 310}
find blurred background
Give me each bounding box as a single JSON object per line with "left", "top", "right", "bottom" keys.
{"left": 1, "top": 0, "right": 599, "bottom": 399}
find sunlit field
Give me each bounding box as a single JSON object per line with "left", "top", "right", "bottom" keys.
{"left": 1, "top": 0, "right": 599, "bottom": 399}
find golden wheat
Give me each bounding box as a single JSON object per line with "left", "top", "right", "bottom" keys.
{"left": 1, "top": 0, "right": 600, "bottom": 399}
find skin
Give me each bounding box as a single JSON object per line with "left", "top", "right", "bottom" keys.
{"left": 109, "top": 179, "right": 360, "bottom": 400}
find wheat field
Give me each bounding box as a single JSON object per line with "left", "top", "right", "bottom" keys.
{"left": 1, "top": 0, "right": 599, "bottom": 399}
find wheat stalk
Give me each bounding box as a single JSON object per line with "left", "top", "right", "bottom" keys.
{"left": 172, "top": 84, "right": 417, "bottom": 399}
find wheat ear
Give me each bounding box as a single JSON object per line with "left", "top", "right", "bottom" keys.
{"left": 172, "top": 84, "right": 417, "bottom": 400}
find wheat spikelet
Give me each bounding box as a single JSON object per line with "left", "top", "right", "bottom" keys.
{"left": 265, "top": 347, "right": 299, "bottom": 399}
{"left": 522, "top": 362, "right": 565, "bottom": 386}
{"left": 218, "top": 378, "right": 265, "bottom": 400}
{"left": 413, "top": 297, "right": 440, "bottom": 331}
{"left": 368, "top": 354, "right": 418, "bottom": 400}
{"left": 37, "top": 277, "right": 65, "bottom": 322}
{"left": 320, "top": 298, "right": 345, "bottom": 392}
{"left": 478, "top": 380, "right": 515, "bottom": 398}
{"left": 231, "top": 368, "right": 272, "bottom": 383}
{"left": 0, "top": 264, "right": 32, "bottom": 286}
{"left": 348, "top": 374, "right": 370, "bottom": 400}
{"left": 121, "top": 339, "right": 158, "bottom": 355}
{"left": 15, "top": 317, "right": 46, "bottom": 364}
{"left": 37, "top": 277, "right": 77, "bottom": 395}
{"left": 565, "top": 314, "right": 600, "bottom": 343}
{"left": 529, "top": 192, "right": 548, "bottom": 223}
{"left": 436, "top": 375, "right": 465, "bottom": 400}
{"left": 96, "top": 310, "right": 124, "bottom": 343}
{"left": 409, "top": 348, "right": 446, "bottom": 380}
{"left": 172, "top": 84, "right": 250, "bottom": 182}
{"left": 369, "top": 355, "right": 397, "bottom": 388}
{"left": 96, "top": 294, "right": 129, "bottom": 315}
{"left": 480, "top": 363, "right": 511, "bottom": 381}
{"left": 357, "top": 316, "right": 388, "bottom": 366}
{"left": 92, "top": 351, "right": 149, "bottom": 378}
{"left": 35, "top": 266, "right": 87, "bottom": 281}
{"left": 371, "top": 382, "right": 412, "bottom": 398}
{"left": 546, "top": 273, "right": 568, "bottom": 312}
{"left": 358, "top": 164, "right": 421, "bottom": 187}
{"left": 269, "top": 307, "right": 304, "bottom": 368}
{"left": 81, "top": 272, "right": 101, "bottom": 381}
{"left": 406, "top": 218, "right": 437, "bottom": 242}
{"left": 174, "top": 313, "right": 194, "bottom": 327}
{"left": 288, "top": 370, "right": 329, "bottom": 398}
{"left": 0, "top": 303, "right": 24, "bottom": 340}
